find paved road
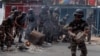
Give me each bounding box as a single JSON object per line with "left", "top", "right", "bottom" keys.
{"left": 0, "top": 43, "right": 100, "bottom": 56}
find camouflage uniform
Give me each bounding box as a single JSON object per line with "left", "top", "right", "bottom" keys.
{"left": 0, "top": 26, "right": 5, "bottom": 51}
{"left": 68, "top": 9, "right": 88, "bottom": 56}
{"left": 2, "top": 20, "right": 13, "bottom": 49}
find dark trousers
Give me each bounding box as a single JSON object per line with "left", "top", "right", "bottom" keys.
{"left": 44, "top": 32, "right": 53, "bottom": 43}
{"left": 5, "top": 37, "right": 12, "bottom": 48}
{"left": 87, "top": 32, "right": 91, "bottom": 42}
{"left": 5, "top": 27, "right": 13, "bottom": 47}
{"left": 14, "top": 27, "right": 23, "bottom": 42}
{"left": 38, "top": 26, "right": 44, "bottom": 32}
{"left": 71, "top": 40, "right": 87, "bottom": 56}
{"left": 0, "top": 39, "right": 5, "bottom": 50}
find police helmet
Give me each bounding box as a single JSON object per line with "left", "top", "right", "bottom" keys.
{"left": 28, "top": 8, "right": 34, "bottom": 14}
{"left": 54, "top": 7, "right": 60, "bottom": 14}
{"left": 11, "top": 6, "right": 17, "bottom": 11}
{"left": 22, "top": 12, "right": 26, "bottom": 15}
{"left": 14, "top": 10, "right": 21, "bottom": 16}
{"left": 28, "top": 8, "right": 33, "bottom": 11}
{"left": 22, "top": 12, "right": 26, "bottom": 16}
{"left": 74, "top": 9, "right": 84, "bottom": 17}
{"left": 49, "top": 7, "right": 54, "bottom": 14}
{"left": 49, "top": 7, "right": 53, "bottom": 11}
{"left": 41, "top": 5, "right": 49, "bottom": 11}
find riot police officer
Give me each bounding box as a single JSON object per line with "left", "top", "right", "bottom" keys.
{"left": 40, "top": 6, "right": 53, "bottom": 44}
{"left": 15, "top": 12, "right": 27, "bottom": 43}
{"left": 52, "top": 7, "right": 61, "bottom": 42}
{"left": 68, "top": 9, "right": 89, "bottom": 56}
{"left": 25, "top": 8, "right": 37, "bottom": 44}
{"left": 39, "top": 6, "right": 49, "bottom": 33}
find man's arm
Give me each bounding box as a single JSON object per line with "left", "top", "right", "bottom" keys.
{"left": 83, "top": 21, "right": 90, "bottom": 36}
{"left": 67, "top": 22, "right": 76, "bottom": 37}
{"left": 14, "top": 15, "right": 22, "bottom": 27}
{"left": 68, "top": 30, "right": 76, "bottom": 37}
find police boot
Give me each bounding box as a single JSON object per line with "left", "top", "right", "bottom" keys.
{"left": 1, "top": 47, "right": 4, "bottom": 52}
{"left": 18, "top": 35, "right": 23, "bottom": 43}
{"left": 72, "top": 53, "right": 76, "bottom": 56}
{"left": 80, "top": 54, "right": 87, "bottom": 56}
{"left": 68, "top": 45, "right": 71, "bottom": 49}
{"left": 0, "top": 45, "right": 5, "bottom": 52}
{"left": 11, "top": 39, "right": 16, "bottom": 45}
{"left": 80, "top": 52, "right": 87, "bottom": 56}
{"left": 0, "top": 41, "right": 5, "bottom": 52}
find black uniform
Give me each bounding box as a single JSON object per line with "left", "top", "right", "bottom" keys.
{"left": 69, "top": 19, "right": 88, "bottom": 56}
{"left": 39, "top": 6, "right": 54, "bottom": 43}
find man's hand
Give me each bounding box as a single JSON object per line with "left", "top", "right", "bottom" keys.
{"left": 84, "top": 29, "right": 90, "bottom": 36}
{"left": 68, "top": 31, "right": 76, "bottom": 37}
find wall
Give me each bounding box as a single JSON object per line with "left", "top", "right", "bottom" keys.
{"left": 0, "top": 3, "right": 4, "bottom": 25}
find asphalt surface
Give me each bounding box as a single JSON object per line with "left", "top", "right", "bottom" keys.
{"left": 0, "top": 42, "right": 100, "bottom": 56}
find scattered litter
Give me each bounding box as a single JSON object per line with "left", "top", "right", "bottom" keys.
{"left": 26, "top": 45, "right": 43, "bottom": 53}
